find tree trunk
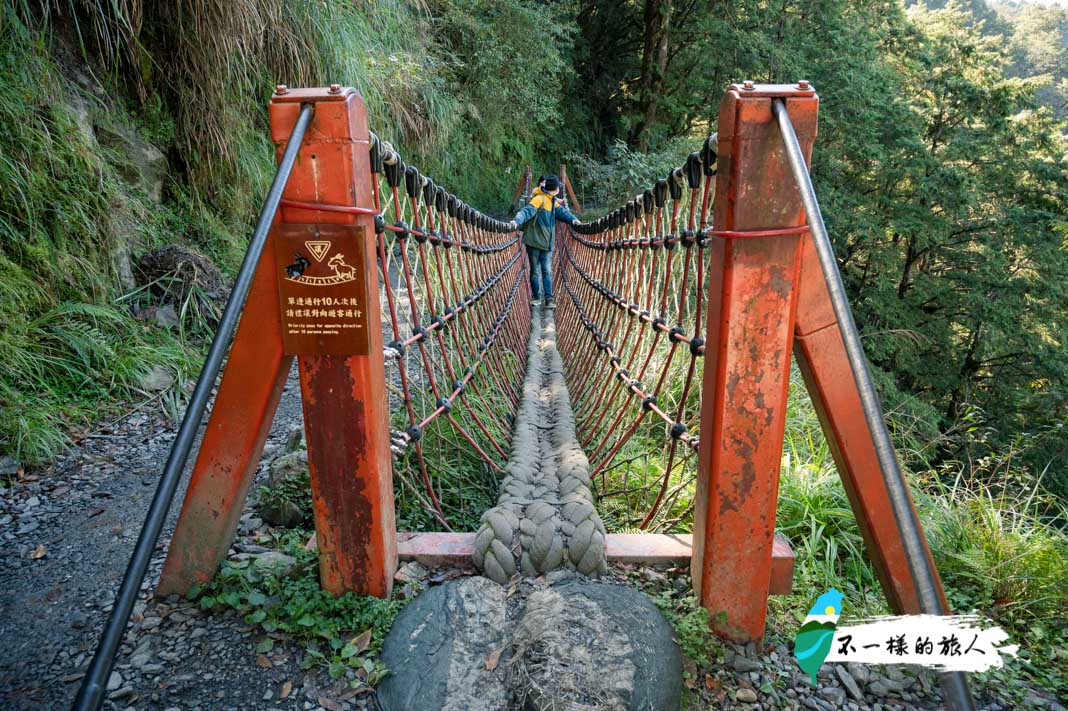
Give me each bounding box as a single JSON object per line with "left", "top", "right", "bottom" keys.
{"left": 636, "top": 0, "right": 673, "bottom": 151}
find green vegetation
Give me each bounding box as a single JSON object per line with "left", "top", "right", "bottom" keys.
{"left": 256, "top": 465, "right": 314, "bottom": 530}
{"left": 0, "top": 14, "right": 206, "bottom": 461}
{"left": 192, "top": 529, "right": 402, "bottom": 689}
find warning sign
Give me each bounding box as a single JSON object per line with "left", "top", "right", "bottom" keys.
{"left": 272, "top": 223, "right": 371, "bottom": 356}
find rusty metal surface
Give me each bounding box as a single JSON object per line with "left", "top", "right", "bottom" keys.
{"left": 271, "top": 87, "right": 396, "bottom": 597}
{"left": 299, "top": 355, "right": 395, "bottom": 596}
{"left": 157, "top": 232, "right": 292, "bottom": 597}
{"left": 794, "top": 235, "right": 948, "bottom": 614}
{"left": 691, "top": 85, "right": 818, "bottom": 643}
{"left": 273, "top": 223, "right": 372, "bottom": 356}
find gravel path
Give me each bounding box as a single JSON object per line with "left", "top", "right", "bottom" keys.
{"left": 0, "top": 364, "right": 314, "bottom": 710}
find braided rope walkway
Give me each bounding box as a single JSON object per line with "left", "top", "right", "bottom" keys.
{"left": 473, "top": 309, "right": 608, "bottom": 583}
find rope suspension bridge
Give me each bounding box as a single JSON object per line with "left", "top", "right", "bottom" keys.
{"left": 73, "top": 82, "right": 977, "bottom": 710}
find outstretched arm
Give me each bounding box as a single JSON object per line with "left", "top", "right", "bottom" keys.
{"left": 513, "top": 202, "right": 536, "bottom": 227}
{"left": 554, "top": 203, "right": 579, "bottom": 225}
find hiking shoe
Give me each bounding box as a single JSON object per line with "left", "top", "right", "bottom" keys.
{"left": 545, "top": 298, "right": 556, "bottom": 309}
{"left": 531, "top": 298, "right": 542, "bottom": 306}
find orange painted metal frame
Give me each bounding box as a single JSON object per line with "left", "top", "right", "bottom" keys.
{"left": 793, "top": 235, "right": 948, "bottom": 614}
{"left": 156, "top": 247, "right": 292, "bottom": 597}
{"left": 159, "top": 87, "right": 395, "bottom": 599}
{"left": 691, "top": 85, "right": 815, "bottom": 642}
{"left": 692, "top": 83, "right": 947, "bottom": 642}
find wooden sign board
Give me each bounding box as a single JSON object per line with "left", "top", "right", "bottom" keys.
{"left": 272, "top": 223, "right": 371, "bottom": 356}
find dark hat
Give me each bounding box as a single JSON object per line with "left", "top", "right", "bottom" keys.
{"left": 543, "top": 176, "right": 560, "bottom": 191}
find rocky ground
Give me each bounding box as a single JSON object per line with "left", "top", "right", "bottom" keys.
{"left": 0, "top": 363, "right": 1059, "bottom": 710}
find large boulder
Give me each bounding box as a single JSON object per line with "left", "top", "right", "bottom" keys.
{"left": 377, "top": 574, "right": 682, "bottom": 711}
{"left": 378, "top": 577, "right": 510, "bottom": 711}
{"left": 513, "top": 577, "right": 682, "bottom": 711}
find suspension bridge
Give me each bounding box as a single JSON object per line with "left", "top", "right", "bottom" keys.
{"left": 72, "top": 82, "right": 977, "bottom": 710}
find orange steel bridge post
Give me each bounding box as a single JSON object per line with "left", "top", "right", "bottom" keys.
{"left": 691, "top": 83, "right": 818, "bottom": 642}
{"left": 156, "top": 236, "right": 292, "bottom": 597}
{"left": 269, "top": 86, "right": 395, "bottom": 597}
{"left": 159, "top": 86, "right": 395, "bottom": 599}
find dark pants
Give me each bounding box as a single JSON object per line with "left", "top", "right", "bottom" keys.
{"left": 527, "top": 245, "right": 552, "bottom": 299}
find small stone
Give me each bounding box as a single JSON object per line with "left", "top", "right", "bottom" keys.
{"left": 24, "top": 496, "right": 40, "bottom": 508}
{"left": 847, "top": 662, "right": 871, "bottom": 683}
{"left": 190, "top": 628, "right": 207, "bottom": 639}
{"left": 286, "top": 427, "right": 304, "bottom": 452}
{"left": 818, "top": 686, "right": 846, "bottom": 706}
{"left": 394, "top": 561, "right": 427, "bottom": 583}
{"left": 882, "top": 678, "right": 907, "bottom": 694}
{"left": 835, "top": 665, "right": 863, "bottom": 701}
{"left": 107, "top": 671, "right": 123, "bottom": 691}
{"left": 17, "top": 519, "right": 39, "bottom": 535}
{"left": 141, "top": 364, "right": 175, "bottom": 391}
{"left": 736, "top": 688, "right": 758, "bottom": 703}
{"left": 141, "top": 616, "right": 163, "bottom": 630}
{"left": 251, "top": 551, "right": 299, "bottom": 578}
{"left": 109, "top": 686, "right": 136, "bottom": 701}
{"left": 732, "top": 655, "right": 762, "bottom": 673}
{"left": 142, "top": 664, "right": 164, "bottom": 675}
{"left": 239, "top": 516, "right": 263, "bottom": 534}
{"left": 869, "top": 680, "right": 890, "bottom": 697}
{"left": 130, "top": 652, "right": 151, "bottom": 668}
{"left": 0, "top": 455, "right": 20, "bottom": 477}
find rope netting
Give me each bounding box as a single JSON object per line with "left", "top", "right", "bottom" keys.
{"left": 554, "top": 136, "right": 719, "bottom": 533}
{"left": 355, "top": 135, "right": 530, "bottom": 530}
{"left": 297, "top": 126, "right": 724, "bottom": 537}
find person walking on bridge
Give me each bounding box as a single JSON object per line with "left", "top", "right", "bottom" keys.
{"left": 511, "top": 175, "right": 579, "bottom": 309}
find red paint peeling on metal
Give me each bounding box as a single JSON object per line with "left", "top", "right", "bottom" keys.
{"left": 794, "top": 235, "right": 947, "bottom": 613}
{"left": 691, "top": 85, "right": 817, "bottom": 643}
{"left": 158, "top": 247, "right": 292, "bottom": 597}
{"left": 162, "top": 87, "right": 397, "bottom": 599}
{"left": 273, "top": 87, "right": 396, "bottom": 598}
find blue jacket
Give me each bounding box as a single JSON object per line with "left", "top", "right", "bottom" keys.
{"left": 514, "top": 189, "right": 578, "bottom": 251}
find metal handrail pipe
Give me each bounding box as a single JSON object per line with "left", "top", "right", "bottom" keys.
{"left": 72, "top": 103, "right": 315, "bottom": 711}
{"left": 773, "top": 98, "right": 976, "bottom": 711}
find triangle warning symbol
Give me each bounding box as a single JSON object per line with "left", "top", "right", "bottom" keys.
{"left": 305, "top": 240, "right": 331, "bottom": 262}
